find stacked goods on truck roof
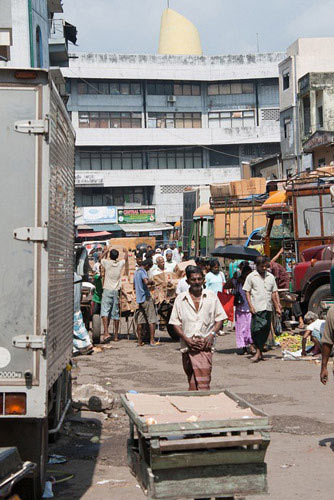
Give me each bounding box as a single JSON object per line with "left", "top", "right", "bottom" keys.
{"left": 209, "top": 178, "right": 268, "bottom": 250}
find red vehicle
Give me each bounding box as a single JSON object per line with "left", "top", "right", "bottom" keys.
{"left": 293, "top": 244, "right": 334, "bottom": 317}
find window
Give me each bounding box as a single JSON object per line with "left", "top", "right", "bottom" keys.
{"left": 36, "top": 26, "right": 43, "bottom": 68}
{"left": 147, "top": 148, "right": 203, "bottom": 169}
{"left": 208, "top": 110, "right": 255, "bottom": 128}
{"left": 318, "top": 158, "right": 326, "bottom": 167}
{"left": 207, "top": 82, "right": 254, "bottom": 96}
{"left": 78, "top": 111, "right": 142, "bottom": 128}
{"left": 147, "top": 81, "right": 201, "bottom": 96}
{"left": 318, "top": 106, "right": 324, "bottom": 128}
{"left": 303, "top": 96, "right": 311, "bottom": 135}
{"left": 284, "top": 118, "right": 291, "bottom": 140}
{"left": 283, "top": 72, "right": 290, "bottom": 91}
{"left": 77, "top": 80, "right": 141, "bottom": 95}
{"left": 147, "top": 112, "right": 201, "bottom": 129}
{"left": 75, "top": 186, "right": 153, "bottom": 206}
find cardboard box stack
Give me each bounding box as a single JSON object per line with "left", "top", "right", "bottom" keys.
{"left": 210, "top": 178, "right": 266, "bottom": 200}
{"left": 150, "top": 272, "right": 179, "bottom": 305}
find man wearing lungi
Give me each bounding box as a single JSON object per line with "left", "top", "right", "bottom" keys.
{"left": 243, "top": 256, "right": 281, "bottom": 363}
{"left": 169, "top": 265, "right": 226, "bottom": 390}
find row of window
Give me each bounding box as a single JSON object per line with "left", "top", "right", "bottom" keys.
{"left": 208, "top": 82, "right": 255, "bottom": 96}
{"left": 147, "top": 81, "right": 201, "bottom": 96}
{"left": 75, "top": 186, "right": 153, "bottom": 206}
{"left": 79, "top": 112, "right": 142, "bottom": 128}
{"left": 147, "top": 112, "right": 201, "bottom": 129}
{"left": 77, "top": 148, "right": 204, "bottom": 170}
{"left": 75, "top": 79, "right": 256, "bottom": 96}
{"left": 78, "top": 81, "right": 141, "bottom": 95}
{"left": 208, "top": 110, "right": 255, "bottom": 128}
{"left": 78, "top": 110, "right": 265, "bottom": 129}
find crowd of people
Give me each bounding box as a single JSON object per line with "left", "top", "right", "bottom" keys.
{"left": 73, "top": 241, "right": 331, "bottom": 392}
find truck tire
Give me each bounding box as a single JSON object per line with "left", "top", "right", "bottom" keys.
{"left": 308, "top": 284, "right": 333, "bottom": 318}
{"left": 167, "top": 324, "right": 179, "bottom": 341}
{"left": 92, "top": 314, "right": 101, "bottom": 344}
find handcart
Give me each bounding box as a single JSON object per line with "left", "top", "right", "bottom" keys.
{"left": 121, "top": 390, "right": 270, "bottom": 500}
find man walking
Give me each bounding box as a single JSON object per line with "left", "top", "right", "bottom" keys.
{"left": 100, "top": 247, "right": 128, "bottom": 342}
{"left": 169, "top": 265, "right": 226, "bottom": 390}
{"left": 134, "top": 259, "right": 159, "bottom": 346}
{"left": 243, "top": 256, "right": 281, "bottom": 362}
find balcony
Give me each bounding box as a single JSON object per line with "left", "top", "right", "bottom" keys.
{"left": 49, "top": 19, "right": 77, "bottom": 67}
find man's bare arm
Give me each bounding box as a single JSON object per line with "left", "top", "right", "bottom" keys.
{"left": 272, "top": 291, "right": 282, "bottom": 315}
{"left": 245, "top": 291, "right": 255, "bottom": 315}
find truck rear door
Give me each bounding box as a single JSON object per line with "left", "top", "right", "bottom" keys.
{"left": 0, "top": 78, "right": 46, "bottom": 385}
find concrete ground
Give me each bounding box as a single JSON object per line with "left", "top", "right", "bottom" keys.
{"left": 49, "top": 326, "right": 334, "bottom": 500}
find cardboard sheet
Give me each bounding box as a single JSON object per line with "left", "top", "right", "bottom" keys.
{"left": 125, "top": 392, "right": 259, "bottom": 424}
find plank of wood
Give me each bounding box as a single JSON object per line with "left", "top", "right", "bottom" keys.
{"left": 159, "top": 433, "right": 263, "bottom": 452}
{"left": 145, "top": 463, "right": 268, "bottom": 499}
{"left": 150, "top": 448, "right": 268, "bottom": 470}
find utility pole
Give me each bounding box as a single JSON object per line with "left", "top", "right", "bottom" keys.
{"left": 167, "top": 0, "right": 170, "bottom": 7}
{"left": 256, "top": 33, "right": 259, "bottom": 53}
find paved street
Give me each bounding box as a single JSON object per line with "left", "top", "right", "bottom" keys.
{"left": 50, "top": 326, "right": 334, "bottom": 500}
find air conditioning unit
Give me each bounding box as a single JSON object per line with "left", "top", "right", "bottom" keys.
{"left": 167, "top": 95, "right": 176, "bottom": 103}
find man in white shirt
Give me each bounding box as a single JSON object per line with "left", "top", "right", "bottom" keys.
{"left": 100, "top": 247, "right": 128, "bottom": 342}
{"left": 169, "top": 266, "right": 226, "bottom": 390}
{"left": 151, "top": 256, "right": 166, "bottom": 276}
{"left": 243, "top": 256, "right": 281, "bottom": 362}
{"left": 164, "top": 249, "right": 177, "bottom": 273}
{"left": 170, "top": 242, "right": 182, "bottom": 264}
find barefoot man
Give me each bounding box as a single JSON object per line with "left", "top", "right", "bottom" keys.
{"left": 169, "top": 265, "right": 226, "bottom": 390}
{"left": 243, "top": 256, "right": 281, "bottom": 362}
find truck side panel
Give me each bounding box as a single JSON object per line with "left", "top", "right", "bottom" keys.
{"left": 47, "top": 82, "right": 75, "bottom": 388}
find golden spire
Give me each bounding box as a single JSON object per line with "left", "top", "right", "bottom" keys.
{"left": 158, "top": 8, "right": 203, "bottom": 56}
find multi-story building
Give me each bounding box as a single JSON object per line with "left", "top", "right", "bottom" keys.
{"left": 299, "top": 72, "right": 334, "bottom": 168}
{"left": 64, "top": 51, "right": 284, "bottom": 237}
{"left": 279, "top": 37, "right": 334, "bottom": 177}
{"left": 0, "top": 0, "right": 76, "bottom": 68}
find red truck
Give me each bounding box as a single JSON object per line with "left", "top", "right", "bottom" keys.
{"left": 262, "top": 173, "right": 334, "bottom": 316}
{"left": 293, "top": 245, "right": 333, "bottom": 317}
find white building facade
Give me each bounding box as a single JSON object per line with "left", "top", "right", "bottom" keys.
{"left": 0, "top": 0, "right": 76, "bottom": 68}
{"left": 279, "top": 37, "right": 334, "bottom": 176}
{"left": 63, "top": 52, "right": 285, "bottom": 229}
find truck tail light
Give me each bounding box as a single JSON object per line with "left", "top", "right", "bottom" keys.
{"left": 5, "top": 393, "right": 26, "bottom": 415}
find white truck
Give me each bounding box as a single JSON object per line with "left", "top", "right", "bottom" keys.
{"left": 0, "top": 68, "right": 75, "bottom": 499}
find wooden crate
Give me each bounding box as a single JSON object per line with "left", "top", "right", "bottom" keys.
{"left": 121, "top": 390, "right": 270, "bottom": 500}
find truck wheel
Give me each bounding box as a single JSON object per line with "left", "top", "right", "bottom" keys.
{"left": 308, "top": 284, "right": 333, "bottom": 318}
{"left": 167, "top": 324, "right": 179, "bottom": 342}
{"left": 92, "top": 314, "right": 101, "bottom": 344}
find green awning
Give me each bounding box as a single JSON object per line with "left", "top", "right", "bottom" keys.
{"left": 89, "top": 224, "right": 122, "bottom": 232}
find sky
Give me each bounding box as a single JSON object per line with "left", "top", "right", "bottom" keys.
{"left": 62, "top": 0, "right": 334, "bottom": 55}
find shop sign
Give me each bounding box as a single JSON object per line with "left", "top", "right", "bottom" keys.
{"left": 75, "top": 173, "right": 104, "bottom": 185}
{"left": 83, "top": 206, "right": 117, "bottom": 224}
{"left": 118, "top": 208, "right": 156, "bottom": 223}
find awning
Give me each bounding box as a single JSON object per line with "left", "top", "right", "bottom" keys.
{"left": 89, "top": 224, "right": 122, "bottom": 232}
{"left": 78, "top": 231, "right": 111, "bottom": 237}
{"left": 118, "top": 222, "right": 173, "bottom": 233}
